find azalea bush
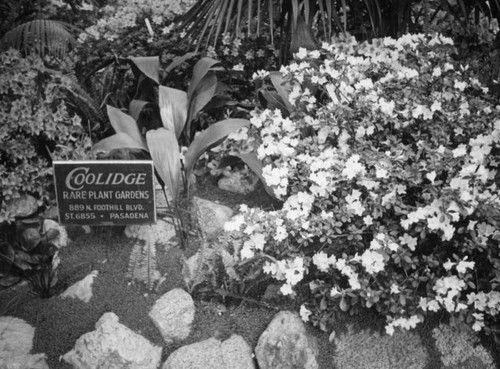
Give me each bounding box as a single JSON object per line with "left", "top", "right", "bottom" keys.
{"left": 0, "top": 49, "right": 91, "bottom": 222}
{"left": 220, "top": 33, "right": 500, "bottom": 337}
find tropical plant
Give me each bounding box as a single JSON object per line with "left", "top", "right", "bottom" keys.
{"left": 92, "top": 55, "right": 250, "bottom": 203}
{"left": 0, "top": 19, "right": 81, "bottom": 60}
{"left": 178, "top": 0, "right": 500, "bottom": 60}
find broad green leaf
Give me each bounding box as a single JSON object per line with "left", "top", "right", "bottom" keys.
{"left": 92, "top": 132, "right": 148, "bottom": 152}
{"left": 269, "top": 72, "right": 293, "bottom": 113}
{"left": 130, "top": 56, "right": 159, "bottom": 84}
{"left": 259, "top": 90, "right": 289, "bottom": 117}
{"left": 184, "top": 119, "right": 250, "bottom": 179}
{"left": 165, "top": 51, "right": 197, "bottom": 74}
{"left": 235, "top": 152, "right": 279, "bottom": 199}
{"left": 129, "top": 99, "right": 150, "bottom": 121}
{"left": 146, "top": 128, "right": 181, "bottom": 202}
{"left": 188, "top": 57, "right": 220, "bottom": 99}
{"left": 106, "top": 105, "right": 144, "bottom": 146}
{"left": 159, "top": 86, "right": 188, "bottom": 139}
{"left": 186, "top": 72, "right": 217, "bottom": 132}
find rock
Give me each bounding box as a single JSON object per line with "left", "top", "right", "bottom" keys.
{"left": 124, "top": 217, "right": 176, "bottom": 246}
{"left": 218, "top": 171, "right": 258, "bottom": 195}
{"left": 0, "top": 354, "right": 49, "bottom": 369}
{"left": 20, "top": 227, "right": 41, "bottom": 251}
{"left": 60, "top": 270, "right": 98, "bottom": 303}
{"left": 163, "top": 335, "right": 255, "bottom": 369}
{"left": 0, "top": 317, "right": 35, "bottom": 356}
{"left": 42, "top": 219, "right": 69, "bottom": 248}
{"left": 4, "top": 195, "right": 39, "bottom": 218}
{"left": 0, "top": 316, "right": 49, "bottom": 369}
{"left": 41, "top": 205, "right": 59, "bottom": 220}
{"left": 62, "top": 312, "right": 162, "bottom": 369}
{"left": 149, "top": 288, "right": 195, "bottom": 344}
{"left": 255, "top": 311, "right": 319, "bottom": 369}
{"left": 192, "top": 197, "right": 233, "bottom": 238}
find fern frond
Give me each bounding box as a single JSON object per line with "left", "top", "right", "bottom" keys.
{"left": 219, "top": 248, "right": 239, "bottom": 280}
{"left": 126, "top": 228, "right": 160, "bottom": 290}
{"left": 0, "top": 19, "right": 80, "bottom": 59}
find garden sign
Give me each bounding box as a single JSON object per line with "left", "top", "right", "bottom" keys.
{"left": 53, "top": 160, "right": 156, "bottom": 225}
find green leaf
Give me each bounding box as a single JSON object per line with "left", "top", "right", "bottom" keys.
{"left": 158, "top": 86, "right": 188, "bottom": 139}
{"left": 188, "top": 57, "right": 220, "bottom": 100}
{"left": 130, "top": 56, "right": 159, "bottom": 84}
{"left": 186, "top": 72, "right": 218, "bottom": 132}
{"left": 92, "top": 132, "right": 148, "bottom": 152}
{"left": 106, "top": 105, "right": 145, "bottom": 146}
{"left": 165, "top": 51, "right": 197, "bottom": 74}
{"left": 128, "top": 100, "right": 150, "bottom": 122}
{"left": 235, "top": 152, "right": 279, "bottom": 199}
{"left": 183, "top": 119, "right": 250, "bottom": 180}
{"left": 146, "top": 128, "right": 181, "bottom": 202}
{"left": 269, "top": 71, "right": 293, "bottom": 113}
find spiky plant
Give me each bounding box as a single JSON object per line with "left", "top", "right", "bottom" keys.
{"left": 0, "top": 19, "right": 81, "bottom": 60}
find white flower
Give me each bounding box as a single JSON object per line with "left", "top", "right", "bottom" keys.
{"left": 456, "top": 258, "right": 475, "bottom": 274}
{"left": 232, "top": 63, "right": 244, "bottom": 71}
{"left": 300, "top": 305, "right": 312, "bottom": 322}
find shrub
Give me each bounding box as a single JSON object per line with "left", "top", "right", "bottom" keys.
{"left": 219, "top": 33, "right": 500, "bottom": 337}
{"left": 0, "top": 49, "right": 91, "bottom": 222}
{"left": 333, "top": 326, "right": 428, "bottom": 369}
{"left": 432, "top": 318, "right": 496, "bottom": 369}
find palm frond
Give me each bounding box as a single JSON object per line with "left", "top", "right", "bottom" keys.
{"left": 0, "top": 19, "right": 80, "bottom": 59}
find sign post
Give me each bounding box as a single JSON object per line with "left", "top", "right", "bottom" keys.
{"left": 53, "top": 160, "right": 156, "bottom": 225}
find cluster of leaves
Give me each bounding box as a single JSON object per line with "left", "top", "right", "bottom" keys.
{"left": 0, "top": 49, "right": 91, "bottom": 222}
{"left": 0, "top": 219, "right": 62, "bottom": 298}
{"left": 217, "top": 33, "right": 500, "bottom": 338}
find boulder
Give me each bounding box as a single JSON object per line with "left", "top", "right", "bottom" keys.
{"left": 0, "top": 316, "right": 49, "bottom": 369}
{"left": 218, "top": 171, "right": 258, "bottom": 195}
{"left": 192, "top": 197, "right": 233, "bottom": 238}
{"left": 163, "top": 335, "right": 255, "bottom": 369}
{"left": 149, "top": 288, "right": 195, "bottom": 344}
{"left": 62, "top": 312, "right": 162, "bottom": 369}
{"left": 0, "top": 317, "right": 35, "bottom": 356}
{"left": 60, "top": 270, "right": 98, "bottom": 303}
{"left": 42, "top": 219, "right": 69, "bottom": 248}
{"left": 255, "top": 311, "right": 319, "bottom": 369}
{"left": 3, "top": 195, "right": 38, "bottom": 218}
{"left": 125, "top": 217, "right": 176, "bottom": 247}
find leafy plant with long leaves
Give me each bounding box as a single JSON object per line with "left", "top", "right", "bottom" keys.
{"left": 178, "top": 0, "right": 500, "bottom": 61}
{"left": 0, "top": 221, "right": 61, "bottom": 298}
{"left": 93, "top": 55, "right": 249, "bottom": 203}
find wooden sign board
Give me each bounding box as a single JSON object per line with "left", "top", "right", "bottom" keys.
{"left": 53, "top": 160, "right": 156, "bottom": 225}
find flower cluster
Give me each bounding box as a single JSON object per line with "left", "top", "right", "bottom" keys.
{"left": 221, "top": 33, "right": 500, "bottom": 336}
{"left": 79, "top": 0, "right": 196, "bottom": 42}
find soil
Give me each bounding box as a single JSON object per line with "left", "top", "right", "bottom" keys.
{"left": 0, "top": 176, "right": 496, "bottom": 369}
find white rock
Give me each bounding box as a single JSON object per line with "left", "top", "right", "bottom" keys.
{"left": 255, "top": 311, "right": 319, "bottom": 369}
{"left": 218, "top": 171, "right": 258, "bottom": 194}
{"left": 0, "top": 317, "right": 49, "bottom": 369}
{"left": 62, "top": 312, "right": 162, "bottom": 369}
{"left": 163, "top": 335, "right": 255, "bottom": 369}
{"left": 124, "top": 218, "right": 176, "bottom": 245}
{"left": 60, "top": 270, "right": 98, "bottom": 303}
{"left": 0, "top": 354, "right": 49, "bottom": 369}
{"left": 192, "top": 197, "right": 233, "bottom": 238}
{"left": 149, "top": 288, "right": 195, "bottom": 344}
{"left": 0, "top": 317, "right": 34, "bottom": 356}
{"left": 42, "top": 219, "right": 69, "bottom": 248}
